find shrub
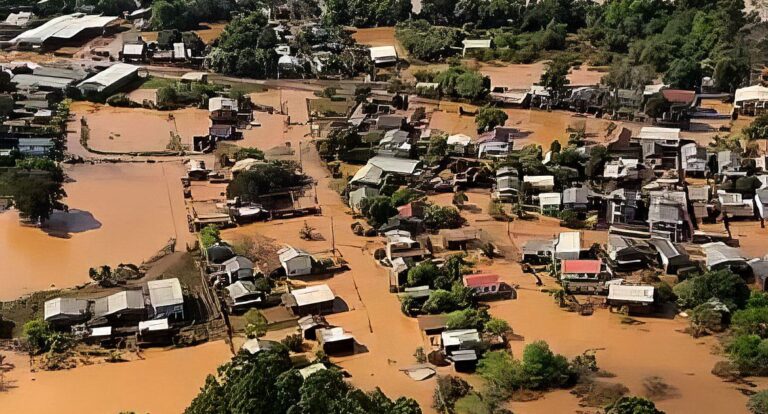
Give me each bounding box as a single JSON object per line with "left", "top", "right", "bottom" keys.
{"left": 244, "top": 309, "right": 268, "bottom": 338}
{"left": 432, "top": 375, "right": 472, "bottom": 414}
{"left": 281, "top": 333, "right": 304, "bottom": 352}
{"left": 673, "top": 269, "right": 750, "bottom": 311}
{"left": 200, "top": 224, "right": 221, "bottom": 249}
{"left": 748, "top": 390, "right": 768, "bottom": 414}
{"left": 445, "top": 308, "right": 491, "bottom": 330}
{"left": 106, "top": 93, "right": 132, "bottom": 107}
{"left": 23, "top": 319, "right": 54, "bottom": 354}
{"left": 476, "top": 106, "right": 508, "bottom": 132}
{"left": 606, "top": 396, "right": 664, "bottom": 414}
{"left": 424, "top": 205, "right": 465, "bottom": 230}
{"left": 484, "top": 318, "right": 512, "bottom": 337}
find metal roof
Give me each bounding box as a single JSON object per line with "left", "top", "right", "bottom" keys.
{"left": 77, "top": 63, "right": 138, "bottom": 91}
{"left": 122, "top": 43, "right": 145, "bottom": 55}
{"left": 563, "top": 187, "right": 588, "bottom": 204}
{"left": 462, "top": 39, "right": 492, "bottom": 49}
{"left": 93, "top": 290, "right": 145, "bottom": 317}
{"left": 538, "top": 192, "right": 562, "bottom": 207}
{"left": 138, "top": 318, "right": 169, "bottom": 332}
{"left": 441, "top": 329, "right": 480, "bottom": 347}
{"left": 223, "top": 255, "right": 253, "bottom": 272}
{"left": 299, "top": 363, "right": 327, "bottom": 379}
{"left": 637, "top": 127, "right": 680, "bottom": 141}
{"left": 12, "top": 73, "right": 76, "bottom": 90}
{"left": 556, "top": 232, "right": 581, "bottom": 254}
{"left": 226, "top": 281, "right": 262, "bottom": 301}
{"left": 608, "top": 284, "right": 654, "bottom": 303}
{"left": 523, "top": 175, "right": 555, "bottom": 188}
{"left": 147, "top": 278, "right": 184, "bottom": 308}
{"left": 369, "top": 46, "right": 397, "bottom": 60}
{"left": 702, "top": 242, "right": 747, "bottom": 268}
{"left": 12, "top": 14, "right": 118, "bottom": 44}
{"left": 317, "top": 327, "right": 353, "bottom": 343}
{"left": 290, "top": 284, "right": 334, "bottom": 307}
{"left": 735, "top": 84, "right": 768, "bottom": 106}
{"left": 44, "top": 297, "right": 89, "bottom": 320}
{"left": 368, "top": 156, "right": 421, "bottom": 174}
{"left": 463, "top": 273, "right": 500, "bottom": 288}
{"left": 278, "top": 245, "right": 312, "bottom": 263}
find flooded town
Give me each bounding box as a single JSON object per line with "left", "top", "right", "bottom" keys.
{"left": 2, "top": 1, "right": 768, "bottom": 414}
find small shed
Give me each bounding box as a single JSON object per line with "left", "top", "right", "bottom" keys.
{"left": 449, "top": 349, "right": 478, "bottom": 372}
{"left": 441, "top": 329, "right": 480, "bottom": 355}
{"left": 299, "top": 363, "right": 327, "bottom": 379}
{"left": 92, "top": 290, "right": 146, "bottom": 323}
{"left": 222, "top": 255, "right": 254, "bottom": 282}
{"left": 278, "top": 246, "right": 313, "bottom": 277}
{"left": 417, "top": 314, "right": 449, "bottom": 335}
{"left": 369, "top": 46, "right": 398, "bottom": 65}
{"left": 298, "top": 315, "right": 329, "bottom": 340}
{"left": 607, "top": 284, "right": 655, "bottom": 312}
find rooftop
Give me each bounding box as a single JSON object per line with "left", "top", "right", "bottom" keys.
{"left": 290, "top": 284, "right": 335, "bottom": 307}
{"left": 561, "top": 260, "right": 602, "bottom": 274}
{"left": 608, "top": 284, "right": 655, "bottom": 303}
{"left": 147, "top": 278, "right": 184, "bottom": 308}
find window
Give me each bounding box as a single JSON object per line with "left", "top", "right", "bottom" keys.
{"left": 491, "top": 285, "right": 497, "bottom": 292}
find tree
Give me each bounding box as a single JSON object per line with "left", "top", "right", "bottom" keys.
{"left": 200, "top": 224, "right": 221, "bottom": 248}
{"left": 427, "top": 134, "right": 448, "bottom": 160}
{"left": 539, "top": 57, "right": 571, "bottom": 99}
{"left": 360, "top": 196, "right": 398, "bottom": 227}
{"left": 673, "top": 269, "right": 750, "bottom": 311}
{"left": 226, "top": 161, "right": 307, "bottom": 201}
{"left": 520, "top": 340, "right": 573, "bottom": 389}
{"left": 432, "top": 375, "right": 471, "bottom": 414}
{"left": 550, "top": 140, "right": 562, "bottom": 153}
{"left": 475, "top": 107, "right": 508, "bottom": 132}
{"left": 395, "top": 20, "right": 461, "bottom": 62}
{"left": 663, "top": 58, "right": 701, "bottom": 90}
{"left": 434, "top": 66, "right": 487, "bottom": 100}
{"left": 731, "top": 306, "right": 768, "bottom": 338}
{"left": 585, "top": 145, "right": 609, "bottom": 180}
{"left": 424, "top": 205, "right": 465, "bottom": 230}
{"left": 234, "top": 147, "right": 266, "bottom": 161}
{"left": 445, "top": 308, "right": 491, "bottom": 330}
{"left": 8, "top": 169, "right": 67, "bottom": 223}
{"left": 23, "top": 319, "right": 54, "bottom": 354}
{"left": 391, "top": 188, "right": 422, "bottom": 207}
{"left": 644, "top": 94, "right": 671, "bottom": 120}
{"left": 744, "top": 114, "right": 768, "bottom": 141}
{"left": 484, "top": 318, "right": 512, "bottom": 338}
{"left": 407, "top": 261, "right": 441, "bottom": 287}
{"left": 606, "top": 396, "right": 664, "bottom": 414}
{"left": 748, "top": 390, "right": 768, "bottom": 414}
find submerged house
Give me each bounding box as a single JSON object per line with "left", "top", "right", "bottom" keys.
{"left": 317, "top": 327, "right": 355, "bottom": 354}
{"left": 44, "top": 297, "right": 90, "bottom": 327}
{"left": 681, "top": 143, "right": 707, "bottom": 176}
{"left": 225, "top": 280, "right": 264, "bottom": 311}
{"left": 349, "top": 156, "right": 422, "bottom": 188}
{"left": 282, "top": 284, "right": 335, "bottom": 316}
{"left": 146, "top": 278, "right": 185, "bottom": 320}
{"left": 462, "top": 273, "right": 502, "bottom": 297}
{"left": 648, "top": 237, "right": 690, "bottom": 274}
{"left": 607, "top": 284, "right": 655, "bottom": 313}
{"left": 92, "top": 290, "right": 146, "bottom": 324}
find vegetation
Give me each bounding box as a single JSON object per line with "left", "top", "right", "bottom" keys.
{"left": 424, "top": 205, "right": 466, "bottom": 230}
{"left": 391, "top": 188, "right": 423, "bottom": 207}
{"left": 748, "top": 390, "right": 768, "bottom": 414}
{"left": 0, "top": 158, "right": 67, "bottom": 223}
{"left": 243, "top": 309, "right": 268, "bottom": 338}
{"left": 477, "top": 341, "right": 575, "bottom": 396}
{"left": 206, "top": 12, "right": 279, "bottom": 78}
{"left": 234, "top": 147, "right": 266, "bottom": 161}
{"left": 434, "top": 66, "right": 489, "bottom": 101}
{"left": 23, "top": 319, "right": 70, "bottom": 355}
{"left": 200, "top": 225, "right": 221, "bottom": 249}
{"left": 395, "top": 20, "right": 461, "bottom": 62}
{"left": 155, "top": 80, "right": 223, "bottom": 109}
{"left": 227, "top": 161, "right": 307, "bottom": 201}
{"left": 605, "top": 396, "right": 664, "bottom": 414}
{"left": 673, "top": 269, "right": 750, "bottom": 312}
{"left": 359, "top": 196, "right": 398, "bottom": 227}
{"left": 185, "top": 347, "right": 421, "bottom": 413}
{"left": 433, "top": 375, "right": 472, "bottom": 414}
{"left": 324, "top": 0, "right": 411, "bottom": 27}
{"left": 475, "top": 107, "right": 508, "bottom": 133}
{"left": 150, "top": 0, "right": 233, "bottom": 31}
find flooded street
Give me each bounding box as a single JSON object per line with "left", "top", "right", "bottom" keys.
{"left": 0, "top": 162, "right": 191, "bottom": 300}
{"left": 0, "top": 340, "right": 232, "bottom": 414}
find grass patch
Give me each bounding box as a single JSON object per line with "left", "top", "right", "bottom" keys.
{"left": 140, "top": 76, "right": 177, "bottom": 89}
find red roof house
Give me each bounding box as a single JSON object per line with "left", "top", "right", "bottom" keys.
{"left": 561, "top": 260, "right": 602, "bottom": 274}
{"left": 463, "top": 273, "right": 501, "bottom": 295}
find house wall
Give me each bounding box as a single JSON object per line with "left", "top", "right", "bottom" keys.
{"left": 285, "top": 256, "right": 312, "bottom": 276}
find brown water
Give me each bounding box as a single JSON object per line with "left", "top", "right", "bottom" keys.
{"left": 429, "top": 108, "right": 615, "bottom": 149}
{"left": 70, "top": 102, "right": 211, "bottom": 154}
{"left": 0, "top": 162, "right": 191, "bottom": 300}
{"left": 0, "top": 340, "right": 232, "bottom": 414}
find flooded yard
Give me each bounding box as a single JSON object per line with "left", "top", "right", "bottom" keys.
{"left": 69, "top": 102, "right": 210, "bottom": 154}
{"left": 0, "top": 162, "right": 191, "bottom": 300}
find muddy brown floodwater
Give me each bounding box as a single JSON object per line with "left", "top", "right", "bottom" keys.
{"left": 70, "top": 102, "right": 211, "bottom": 154}
{"left": 0, "top": 340, "right": 232, "bottom": 414}
{"left": 0, "top": 162, "right": 192, "bottom": 300}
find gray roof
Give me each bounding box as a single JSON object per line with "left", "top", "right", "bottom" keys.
{"left": 223, "top": 256, "right": 253, "bottom": 273}
{"left": 226, "top": 280, "right": 261, "bottom": 300}
{"left": 563, "top": 187, "right": 588, "bottom": 204}
{"left": 377, "top": 115, "right": 405, "bottom": 129}
{"left": 18, "top": 138, "right": 54, "bottom": 147}
{"left": 522, "top": 238, "right": 554, "bottom": 253}
{"left": 12, "top": 73, "right": 76, "bottom": 90}
{"left": 93, "top": 290, "right": 145, "bottom": 317}
{"left": 649, "top": 200, "right": 683, "bottom": 223}
{"left": 687, "top": 185, "right": 710, "bottom": 202}
{"left": 648, "top": 237, "right": 684, "bottom": 258}
{"left": 348, "top": 186, "right": 379, "bottom": 210}
{"left": 702, "top": 242, "right": 746, "bottom": 268}
{"left": 12, "top": 14, "right": 118, "bottom": 44}
{"left": 278, "top": 246, "right": 312, "bottom": 262}
{"left": 78, "top": 63, "right": 138, "bottom": 92}
{"left": 368, "top": 156, "right": 421, "bottom": 174}
{"left": 44, "top": 297, "right": 89, "bottom": 321}
{"left": 147, "top": 278, "right": 184, "bottom": 308}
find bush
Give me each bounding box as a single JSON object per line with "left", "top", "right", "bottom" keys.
{"left": 233, "top": 147, "right": 265, "bottom": 161}
{"left": 23, "top": 319, "right": 54, "bottom": 354}
{"left": 391, "top": 188, "right": 422, "bottom": 207}
{"left": 244, "top": 309, "right": 268, "bottom": 338}
{"left": 478, "top": 341, "right": 575, "bottom": 394}
{"left": 359, "top": 196, "right": 398, "bottom": 227}
{"left": 605, "top": 396, "right": 664, "bottom": 414}
{"left": 281, "top": 333, "right": 304, "bottom": 352}
{"left": 106, "top": 93, "right": 132, "bottom": 107}
{"left": 728, "top": 334, "right": 768, "bottom": 376}
{"left": 732, "top": 306, "right": 768, "bottom": 338}
{"left": 748, "top": 390, "right": 768, "bottom": 414}
{"left": 200, "top": 224, "right": 221, "bottom": 249}
{"left": 407, "top": 261, "right": 441, "bottom": 287}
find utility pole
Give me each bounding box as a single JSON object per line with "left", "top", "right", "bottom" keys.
{"left": 330, "top": 216, "right": 336, "bottom": 257}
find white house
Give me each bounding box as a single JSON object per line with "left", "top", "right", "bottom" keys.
{"left": 278, "top": 246, "right": 313, "bottom": 276}
{"left": 554, "top": 231, "right": 581, "bottom": 260}
{"left": 369, "top": 46, "right": 398, "bottom": 65}
{"left": 756, "top": 188, "right": 768, "bottom": 219}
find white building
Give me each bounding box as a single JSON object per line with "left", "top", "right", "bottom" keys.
{"left": 278, "top": 246, "right": 313, "bottom": 276}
